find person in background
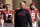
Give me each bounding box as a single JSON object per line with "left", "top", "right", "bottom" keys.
{"left": 2, "top": 4, "right": 14, "bottom": 24}
{"left": 0, "top": 2, "right": 4, "bottom": 25}
{"left": 29, "top": 3, "right": 40, "bottom": 27}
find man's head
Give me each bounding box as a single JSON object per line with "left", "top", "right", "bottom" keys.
{"left": 20, "top": 1, "right": 26, "bottom": 9}
{"left": 6, "top": 4, "right": 10, "bottom": 10}
{"left": 0, "top": 2, "right": 3, "bottom": 8}
{"left": 6, "top": 4, "right": 10, "bottom": 8}
{"left": 30, "top": 3, "right": 35, "bottom": 10}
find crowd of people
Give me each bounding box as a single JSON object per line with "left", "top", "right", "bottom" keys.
{"left": 0, "top": 1, "right": 40, "bottom": 27}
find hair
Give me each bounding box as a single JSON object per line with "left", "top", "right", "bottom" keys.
{"left": 20, "top": 1, "right": 26, "bottom": 7}
{"left": 22, "top": 1, "right": 26, "bottom": 4}
{"left": 6, "top": 4, "right": 10, "bottom": 6}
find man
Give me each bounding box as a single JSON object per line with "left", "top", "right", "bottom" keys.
{"left": 29, "top": 3, "right": 40, "bottom": 27}
{"left": 0, "top": 2, "right": 4, "bottom": 25}
{"left": 2, "top": 4, "right": 14, "bottom": 24}
{"left": 15, "top": 1, "right": 32, "bottom": 27}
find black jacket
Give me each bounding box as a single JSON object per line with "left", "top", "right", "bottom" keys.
{"left": 15, "top": 9, "right": 32, "bottom": 27}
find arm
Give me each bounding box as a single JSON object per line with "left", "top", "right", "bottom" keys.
{"left": 12, "top": 14, "right": 15, "bottom": 24}
{"left": 27, "top": 12, "right": 32, "bottom": 27}
{"left": 37, "top": 12, "right": 40, "bottom": 20}
{"left": 1, "top": 14, "right": 3, "bottom": 20}
{"left": 1, "top": 11, "right": 4, "bottom": 20}
{"left": 1, "top": 14, "right": 4, "bottom": 24}
{"left": 31, "top": 15, "right": 35, "bottom": 23}
{"left": 12, "top": 10, "right": 15, "bottom": 24}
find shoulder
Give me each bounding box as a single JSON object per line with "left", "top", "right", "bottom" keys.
{"left": 10, "top": 10, "right": 14, "bottom": 14}
{"left": 26, "top": 7, "right": 30, "bottom": 9}
{"left": 34, "top": 9, "right": 38, "bottom": 11}
{"left": 35, "top": 9, "right": 38, "bottom": 10}
{"left": 34, "top": 8, "right": 38, "bottom": 10}
{"left": 2, "top": 9, "right": 6, "bottom": 11}
{"left": 34, "top": 9, "right": 39, "bottom": 13}
{"left": 2, "top": 9, "right": 6, "bottom": 12}
{"left": 25, "top": 9, "right": 30, "bottom": 14}
{"left": 25, "top": 9, "right": 30, "bottom": 13}
{"left": 15, "top": 8, "right": 20, "bottom": 11}
{"left": 2, "top": 9, "right": 6, "bottom": 14}
{"left": 26, "top": 7, "right": 31, "bottom": 11}
{"left": 10, "top": 10, "right": 14, "bottom": 12}
{"left": 16, "top": 9, "right": 21, "bottom": 12}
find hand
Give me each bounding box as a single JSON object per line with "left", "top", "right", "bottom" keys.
{"left": 32, "top": 19, "right": 35, "bottom": 23}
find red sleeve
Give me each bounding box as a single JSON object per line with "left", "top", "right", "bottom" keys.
{"left": 12, "top": 10, "right": 14, "bottom": 14}
{"left": 11, "top": 10, "right": 14, "bottom": 14}
{"left": 36, "top": 9, "right": 39, "bottom": 13}
{"left": 35, "top": 9, "right": 39, "bottom": 14}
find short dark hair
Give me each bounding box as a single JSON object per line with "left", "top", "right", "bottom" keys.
{"left": 20, "top": 1, "right": 26, "bottom": 7}
{"left": 6, "top": 4, "right": 10, "bottom": 6}
{"left": 22, "top": 1, "right": 26, "bottom": 4}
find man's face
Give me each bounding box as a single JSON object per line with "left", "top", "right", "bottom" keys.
{"left": 6, "top": 5, "right": 10, "bottom": 8}
{"left": 31, "top": 5, "right": 35, "bottom": 9}
{"left": 6, "top": 5, "right": 10, "bottom": 10}
{"left": 0, "top": 4, "right": 3, "bottom": 8}
{"left": 20, "top": 2, "right": 26, "bottom": 9}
